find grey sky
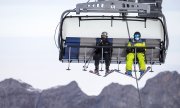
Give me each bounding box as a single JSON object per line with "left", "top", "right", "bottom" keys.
{"left": 0, "top": 0, "right": 180, "bottom": 95}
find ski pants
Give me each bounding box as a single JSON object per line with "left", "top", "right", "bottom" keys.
{"left": 126, "top": 52, "right": 146, "bottom": 71}
{"left": 94, "top": 53, "right": 111, "bottom": 69}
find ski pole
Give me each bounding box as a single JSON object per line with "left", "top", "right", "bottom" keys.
{"left": 83, "top": 48, "right": 95, "bottom": 69}
{"left": 86, "top": 48, "right": 96, "bottom": 68}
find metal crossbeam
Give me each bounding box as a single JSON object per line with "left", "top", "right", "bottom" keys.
{"left": 76, "top": 1, "right": 150, "bottom": 14}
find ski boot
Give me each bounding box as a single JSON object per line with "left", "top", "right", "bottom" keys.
{"left": 94, "top": 67, "right": 99, "bottom": 75}
{"left": 105, "top": 66, "right": 110, "bottom": 75}
{"left": 125, "top": 70, "right": 132, "bottom": 76}
{"left": 139, "top": 70, "right": 145, "bottom": 76}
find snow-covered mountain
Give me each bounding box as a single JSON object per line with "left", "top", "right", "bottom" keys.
{"left": 0, "top": 71, "right": 179, "bottom": 108}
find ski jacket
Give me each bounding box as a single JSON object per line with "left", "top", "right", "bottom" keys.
{"left": 95, "top": 39, "right": 112, "bottom": 54}
{"left": 126, "top": 39, "right": 146, "bottom": 53}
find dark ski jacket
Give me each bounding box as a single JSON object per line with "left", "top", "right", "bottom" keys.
{"left": 95, "top": 39, "right": 112, "bottom": 54}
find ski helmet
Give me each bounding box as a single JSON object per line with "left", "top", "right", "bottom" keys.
{"left": 134, "top": 32, "right": 141, "bottom": 41}
{"left": 101, "top": 32, "right": 108, "bottom": 38}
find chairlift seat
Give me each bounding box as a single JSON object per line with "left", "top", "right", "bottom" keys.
{"left": 62, "top": 37, "right": 161, "bottom": 64}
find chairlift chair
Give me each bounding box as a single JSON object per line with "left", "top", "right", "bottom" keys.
{"left": 56, "top": 0, "right": 169, "bottom": 71}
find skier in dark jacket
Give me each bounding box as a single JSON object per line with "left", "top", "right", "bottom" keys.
{"left": 93, "top": 32, "right": 112, "bottom": 74}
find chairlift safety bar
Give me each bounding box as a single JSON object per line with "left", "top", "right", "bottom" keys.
{"left": 65, "top": 45, "right": 159, "bottom": 50}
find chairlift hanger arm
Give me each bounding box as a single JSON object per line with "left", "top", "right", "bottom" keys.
{"left": 161, "top": 14, "right": 169, "bottom": 51}
{"left": 58, "top": 9, "right": 76, "bottom": 48}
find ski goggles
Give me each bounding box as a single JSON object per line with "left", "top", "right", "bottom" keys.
{"left": 134, "top": 34, "right": 140, "bottom": 38}
{"left": 101, "top": 35, "right": 107, "bottom": 38}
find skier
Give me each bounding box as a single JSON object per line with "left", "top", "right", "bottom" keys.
{"left": 93, "top": 32, "right": 112, "bottom": 75}
{"left": 125, "top": 32, "right": 146, "bottom": 76}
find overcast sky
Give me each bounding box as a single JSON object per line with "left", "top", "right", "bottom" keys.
{"left": 0, "top": 0, "right": 180, "bottom": 95}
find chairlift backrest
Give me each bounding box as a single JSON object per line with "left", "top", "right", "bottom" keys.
{"left": 62, "top": 16, "right": 164, "bottom": 40}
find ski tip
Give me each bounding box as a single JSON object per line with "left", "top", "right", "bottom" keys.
{"left": 89, "top": 70, "right": 101, "bottom": 76}
{"left": 103, "top": 70, "right": 114, "bottom": 77}
{"left": 147, "top": 66, "right": 151, "bottom": 69}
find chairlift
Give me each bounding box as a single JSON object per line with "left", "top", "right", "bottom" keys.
{"left": 56, "top": 0, "right": 169, "bottom": 78}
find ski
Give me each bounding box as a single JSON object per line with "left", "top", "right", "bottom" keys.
{"left": 114, "top": 66, "right": 151, "bottom": 80}
{"left": 114, "top": 69, "right": 137, "bottom": 79}
{"left": 103, "top": 70, "right": 114, "bottom": 77}
{"left": 138, "top": 66, "right": 151, "bottom": 80}
{"left": 89, "top": 70, "right": 101, "bottom": 76}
